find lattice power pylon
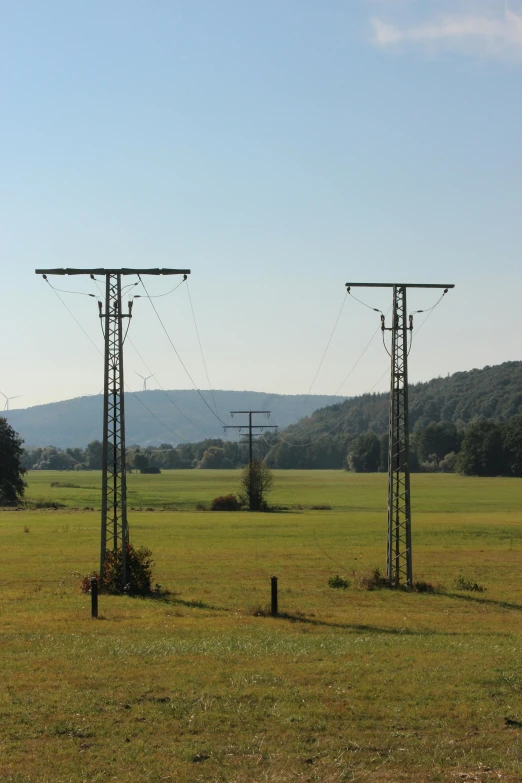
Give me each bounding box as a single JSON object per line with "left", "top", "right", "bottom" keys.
{"left": 346, "top": 282, "right": 454, "bottom": 586}
{"left": 385, "top": 286, "right": 412, "bottom": 586}
{"left": 99, "top": 273, "right": 130, "bottom": 585}
{"left": 36, "top": 267, "right": 190, "bottom": 590}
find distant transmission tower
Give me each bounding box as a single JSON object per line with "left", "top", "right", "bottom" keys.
{"left": 345, "top": 282, "right": 454, "bottom": 586}
{"left": 36, "top": 267, "right": 190, "bottom": 588}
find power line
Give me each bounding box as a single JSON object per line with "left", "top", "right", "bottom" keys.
{"left": 186, "top": 281, "right": 220, "bottom": 422}
{"left": 269, "top": 365, "right": 390, "bottom": 449}
{"left": 138, "top": 274, "right": 227, "bottom": 428}
{"left": 41, "top": 275, "right": 193, "bottom": 443}
{"left": 127, "top": 337, "right": 209, "bottom": 437}
{"left": 299, "top": 291, "right": 347, "bottom": 413}
{"left": 43, "top": 277, "right": 102, "bottom": 356}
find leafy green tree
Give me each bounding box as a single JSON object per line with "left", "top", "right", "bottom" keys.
{"left": 457, "top": 421, "right": 505, "bottom": 476}
{"left": 346, "top": 432, "right": 381, "bottom": 473}
{"left": 240, "top": 460, "right": 273, "bottom": 510}
{"left": 0, "top": 418, "right": 27, "bottom": 504}
{"left": 413, "top": 422, "right": 462, "bottom": 463}
{"left": 502, "top": 414, "right": 522, "bottom": 477}
{"left": 198, "top": 447, "right": 232, "bottom": 469}
{"left": 85, "top": 440, "right": 103, "bottom": 470}
{"left": 133, "top": 453, "right": 149, "bottom": 473}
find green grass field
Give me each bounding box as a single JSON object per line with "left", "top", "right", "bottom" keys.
{"left": 1, "top": 470, "right": 521, "bottom": 782}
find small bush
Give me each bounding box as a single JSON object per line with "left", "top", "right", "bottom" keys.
{"left": 50, "top": 482, "right": 81, "bottom": 488}
{"left": 359, "top": 567, "right": 389, "bottom": 591}
{"left": 195, "top": 502, "right": 208, "bottom": 511}
{"left": 78, "top": 544, "right": 155, "bottom": 596}
{"left": 328, "top": 575, "right": 350, "bottom": 589}
{"left": 140, "top": 466, "right": 161, "bottom": 474}
{"left": 454, "top": 574, "right": 486, "bottom": 593}
{"left": 210, "top": 494, "right": 242, "bottom": 511}
{"left": 311, "top": 504, "right": 332, "bottom": 510}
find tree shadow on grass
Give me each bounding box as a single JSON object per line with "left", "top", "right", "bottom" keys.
{"left": 271, "top": 611, "right": 509, "bottom": 636}
{"left": 147, "top": 592, "right": 229, "bottom": 612}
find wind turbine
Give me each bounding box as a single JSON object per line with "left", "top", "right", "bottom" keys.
{"left": 135, "top": 372, "right": 155, "bottom": 392}
{"left": 0, "top": 391, "right": 22, "bottom": 411}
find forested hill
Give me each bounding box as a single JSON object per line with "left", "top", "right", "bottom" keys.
{"left": 5, "top": 389, "right": 346, "bottom": 449}
{"left": 282, "top": 361, "right": 522, "bottom": 441}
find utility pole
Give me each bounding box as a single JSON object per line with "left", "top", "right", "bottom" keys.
{"left": 224, "top": 411, "right": 278, "bottom": 509}
{"left": 345, "top": 282, "right": 454, "bottom": 586}
{"left": 36, "top": 268, "right": 190, "bottom": 588}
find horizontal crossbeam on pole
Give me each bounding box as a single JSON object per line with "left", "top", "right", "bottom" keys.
{"left": 345, "top": 283, "right": 454, "bottom": 289}
{"left": 229, "top": 410, "right": 272, "bottom": 414}
{"left": 36, "top": 268, "right": 191, "bottom": 276}
{"left": 224, "top": 426, "right": 278, "bottom": 430}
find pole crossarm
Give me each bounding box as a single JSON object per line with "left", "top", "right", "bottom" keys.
{"left": 346, "top": 283, "right": 454, "bottom": 289}
{"left": 345, "top": 281, "right": 454, "bottom": 586}
{"left": 36, "top": 268, "right": 191, "bottom": 276}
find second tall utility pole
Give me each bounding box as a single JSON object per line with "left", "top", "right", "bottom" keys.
{"left": 345, "top": 282, "right": 454, "bottom": 586}
{"left": 36, "top": 267, "right": 190, "bottom": 589}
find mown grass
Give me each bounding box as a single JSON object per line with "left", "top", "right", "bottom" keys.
{"left": 1, "top": 470, "right": 521, "bottom": 782}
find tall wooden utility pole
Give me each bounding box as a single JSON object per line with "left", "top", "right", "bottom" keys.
{"left": 345, "top": 282, "right": 454, "bottom": 586}
{"left": 36, "top": 268, "right": 190, "bottom": 589}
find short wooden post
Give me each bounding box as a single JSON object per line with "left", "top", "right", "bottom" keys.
{"left": 91, "top": 577, "right": 98, "bottom": 619}
{"left": 271, "top": 576, "right": 278, "bottom": 617}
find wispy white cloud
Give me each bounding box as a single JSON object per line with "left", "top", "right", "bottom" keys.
{"left": 370, "top": 5, "right": 522, "bottom": 62}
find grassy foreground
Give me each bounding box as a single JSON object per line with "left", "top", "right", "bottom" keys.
{"left": 1, "top": 470, "right": 521, "bottom": 782}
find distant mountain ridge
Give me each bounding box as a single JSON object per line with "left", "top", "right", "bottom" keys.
{"left": 281, "top": 361, "right": 522, "bottom": 442}
{"left": 4, "top": 389, "right": 347, "bottom": 448}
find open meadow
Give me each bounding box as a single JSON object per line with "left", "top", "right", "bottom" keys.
{"left": 1, "top": 470, "right": 521, "bottom": 782}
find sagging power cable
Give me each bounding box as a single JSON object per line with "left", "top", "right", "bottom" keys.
{"left": 186, "top": 281, "right": 220, "bottom": 422}
{"left": 346, "top": 287, "right": 384, "bottom": 315}
{"left": 138, "top": 274, "right": 227, "bottom": 428}
{"left": 128, "top": 337, "right": 209, "bottom": 436}
{"left": 299, "top": 291, "right": 347, "bottom": 413}
{"left": 42, "top": 277, "right": 193, "bottom": 442}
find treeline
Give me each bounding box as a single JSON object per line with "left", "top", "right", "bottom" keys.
{"left": 21, "top": 439, "right": 269, "bottom": 472}
{"left": 343, "top": 417, "right": 522, "bottom": 477}
{"left": 21, "top": 415, "right": 522, "bottom": 477}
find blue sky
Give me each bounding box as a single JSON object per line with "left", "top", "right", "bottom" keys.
{"left": 1, "top": 0, "right": 520, "bottom": 411}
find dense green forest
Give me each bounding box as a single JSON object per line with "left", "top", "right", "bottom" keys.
{"left": 20, "top": 362, "right": 522, "bottom": 477}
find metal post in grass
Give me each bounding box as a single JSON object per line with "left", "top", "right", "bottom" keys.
{"left": 271, "top": 576, "right": 278, "bottom": 617}
{"left": 91, "top": 577, "right": 98, "bottom": 619}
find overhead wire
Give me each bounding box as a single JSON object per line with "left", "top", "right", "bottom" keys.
{"left": 43, "top": 277, "right": 102, "bottom": 355}
{"left": 127, "top": 337, "right": 209, "bottom": 436}
{"left": 346, "top": 288, "right": 384, "bottom": 315}
{"left": 134, "top": 277, "right": 187, "bottom": 299}
{"left": 186, "top": 281, "right": 220, "bottom": 422}
{"left": 268, "top": 364, "right": 390, "bottom": 449}
{"left": 41, "top": 276, "right": 193, "bottom": 443}
{"left": 299, "top": 290, "right": 347, "bottom": 414}
{"left": 137, "top": 274, "right": 227, "bottom": 428}
{"left": 410, "top": 289, "right": 449, "bottom": 337}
